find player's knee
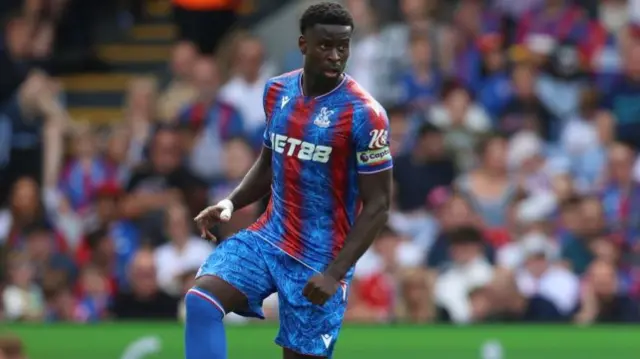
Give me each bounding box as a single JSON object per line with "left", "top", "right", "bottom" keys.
{"left": 185, "top": 287, "right": 226, "bottom": 321}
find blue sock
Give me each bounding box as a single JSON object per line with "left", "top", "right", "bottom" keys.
{"left": 185, "top": 287, "right": 227, "bottom": 359}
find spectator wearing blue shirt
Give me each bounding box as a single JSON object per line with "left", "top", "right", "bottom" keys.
{"left": 178, "top": 57, "right": 245, "bottom": 182}
{"left": 599, "top": 44, "right": 640, "bottom": 150}
{"left": 397, "top": 32, "right": 442, "bottom": 112}
{"left": 476, "top": 39, "right": 511, "bottom": 119}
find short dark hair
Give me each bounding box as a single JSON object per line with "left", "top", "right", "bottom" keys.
{"left": 23, "top": 221, "right": 51, "bottom": 238}
{"left": 476, "top": 131, "right": 509, "bottom": 156}
{"left": 560, "top": 195, "right": 582, "bottom": 212}
{"left": 299, "top": 2, "right": 354, "bottom": 34}
{"left": 448, "top": 226, "right": 484, "bottom": 246}
{"left": 86, "top": 227, "right": 109, "bottom": 250}
{"left": 418, "top": 121, "right": 441, "bottom": 137}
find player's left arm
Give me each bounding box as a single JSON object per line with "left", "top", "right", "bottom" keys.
{"left": 326, "top": 104, "right": 392, "bottom": 280}
{"left": 304, "top": 104, "right": 392, "bottom": 305}
{"left": 325, "top": 169, "right": 391, "bottom": 281}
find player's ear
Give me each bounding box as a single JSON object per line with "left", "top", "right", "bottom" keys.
{"left": 298, "top": 35, "right": 307, "bottom": 55}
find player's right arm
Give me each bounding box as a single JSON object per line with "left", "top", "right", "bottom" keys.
{"left": 194, "top": 81, "right": 277, "bottom": 240}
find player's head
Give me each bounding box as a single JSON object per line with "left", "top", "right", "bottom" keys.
{"left": 298, "top": 2, "right": 354, "bottom": 80}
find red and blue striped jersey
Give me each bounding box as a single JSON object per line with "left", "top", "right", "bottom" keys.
{"left": 248, "top": 69, "right": 393, "bottom": 275}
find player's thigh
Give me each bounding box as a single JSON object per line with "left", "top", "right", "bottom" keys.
{"left": 196, "top": 231, "right": 275, "bottom": 317}
{"left": 273, "top": 256, "right": 348, "bottom": 358}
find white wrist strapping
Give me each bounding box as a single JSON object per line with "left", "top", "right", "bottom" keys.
{"left": 217, "top": 199, "right": 234, "bottom": 220}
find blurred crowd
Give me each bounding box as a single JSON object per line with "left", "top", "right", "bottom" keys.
{"left": 2, "top": 0, "right": 640, "bottom": 327}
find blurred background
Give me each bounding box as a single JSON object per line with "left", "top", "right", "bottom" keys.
{"left": 2, "top": 0, "right": 640, "bottom": 357}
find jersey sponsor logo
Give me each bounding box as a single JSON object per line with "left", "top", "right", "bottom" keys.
{"left": 271, "top": 133, "right": 332, "bottom": 163}
{"left": 357, "top": 147, "right": 391, "bottom": 165}
{"left": 368, "top": 129, "right": 388, "bottom": 149}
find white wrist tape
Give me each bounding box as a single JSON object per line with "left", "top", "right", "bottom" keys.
{"left": 217, "top": 199, "right": 234, "bottom": 220}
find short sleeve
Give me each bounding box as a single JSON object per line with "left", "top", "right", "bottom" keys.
{"left": 353, "top": 104, "right": 393, "bottom": 174}
{"left": 262, "top": 81, "right": 274, "bottom": 148}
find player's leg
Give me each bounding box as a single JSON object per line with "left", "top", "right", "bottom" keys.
{"left": 185, "top": 231, "right": 275, "bottom": 359}
{"left": 269, "top": 253, "right": 349, "bottom": 359}
{"left": 184, "top": 276, "right": 242, "bottom": 359}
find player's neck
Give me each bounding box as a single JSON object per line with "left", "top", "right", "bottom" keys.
{"left": 301, "top": 70, "right": 344, "bottom": 98}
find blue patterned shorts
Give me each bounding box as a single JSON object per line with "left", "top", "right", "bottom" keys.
{"left": 197, "top": 230, "right": 348, "bottom": 357}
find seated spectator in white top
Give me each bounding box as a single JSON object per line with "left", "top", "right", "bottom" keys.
{"left": 508, "top": 130, "right": 569, "bottom": 194}
{"left": 515, "top": 235, "right": 580, "bottom": 317}
{"left": 498, "top": 232, "right": 559, "bottom": 272}
{"left": 154, "top": 202, "right": 212, "bottom": 296}
{"left": 219, "top": 34, "right": 276, "bottom": 139}
{"left": 434, "top": 226, "right": 494, "bottom": 324}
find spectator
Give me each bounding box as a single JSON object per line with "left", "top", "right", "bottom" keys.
{"left": 157, "top": 42, "right": 199, "bottom": 123}
{"left": 41, "top": 267, "right": 76, "bottom": 322}
{"left": 21, "top": 222, "right": 75, "bottom": 283}
{"left": 601, "top": 142, "right": 640, "bottom": 246}
{"left": 75, "top": 184, "right": 138, "bottom": 289}
{"left": 1, "top": 251, "right": 43, "bottom": 321}
{"left": 344, "top": 0, "right": 387, "bottom": 100}
{"left": 121, "top": 125, "right": 207, "bottom": 246}
{"left": 498, "top": 231, "right": 559, "bottom": 272}
{"left": 599, "top": 0, "right": 630, "bottom": 36}
{"left": 210, "top": 137, "right": 260, "bottom": 239}
{"left": 515, "top": 0, "right": 592, "bottom": 63}
{"left": 178, "top": 57, "right": 245, "bottom": 181}
{"left": 499, "top": 62, "right": 557, "bottom": 140}
{"left": 386, "top": 105, "right": 411, "bottom": 156}
{"left": 75, "top": 264, "right": 111, "bottom": 322}
{"left": 508, "top": 130, "right": 567, "bottom": 194}
{"left": 0, "top": 71, "right": 67, "bottom": 207}
{"left": 123, "top": 77, "right": 158, "bottom": 162}
{"left": 430, "top": 80, "right": 491, "bottom": 171}
{"left": 220, "top": 34, "right": 275, "bottom": 139}
{"left": 561, "top": 88, "right": 607, "bottom": 192}
{"left": 488, "top": 267, "right": 567, "bottom": 322}
{"left": 456, "top": 133, "right": 516, "bottom": 228}
{"left": 448, "top": 0, "right": 485, "bottom": 88}
{"left": 393, "top": 122, "right": 457, "bottom": 213}
{"left": 395, "top": 268, "right": 436, "bottom": 323}
{"left": 426, "top": 192, "right": 494, "bottom": 269}
{"left": 58, "top": 124, "right": 118, "bottom": 215}
{"left": 78, "top": 228, "right": 125, "bottom": 293}
{"left": 476, "top": 35, "right": 511, "bottom": 119}
{"left": 515, "top": 233, "right": 580, "bottom": 320}
{"left": 434, "top": 226, "right": 494, "bottom": 324}
{"left": 154, "top": 202, "right": 212, "bottom": 295}
{"left": 353, "top": 227, "right": 421, "bottom": 322}
{"left": 111, "top": 249, "right": 178, "bottom": 319}
{"left": 599, "top": 42, "right": 640, "bottom": 148}
{"left": 103, "top": 124, "right": 135, "bottom": 184}
{"left": 0, "top": 12, "right": 41, "bottom": 103}
{"left": 561, "top": 197, "right": 607, "bottom": 275}
{"left": 397, "top": 32, "right": 442, "bottom": 112}
{"left": 575, "top": 259, "right": 640, "bottom": 323}
{"left": 1, "top": 178, "right": 67, "bottom": 252}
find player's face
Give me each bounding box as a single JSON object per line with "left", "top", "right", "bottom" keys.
{"left": 300, "top": 24, "right": 351, "bottom": 80}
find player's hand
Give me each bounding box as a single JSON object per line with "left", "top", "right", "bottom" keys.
{"left": 302, "top": 274, "right": 339, "bottom": 306}
{"left": 193, "top": 200, "right": 233, "bottom": 241}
